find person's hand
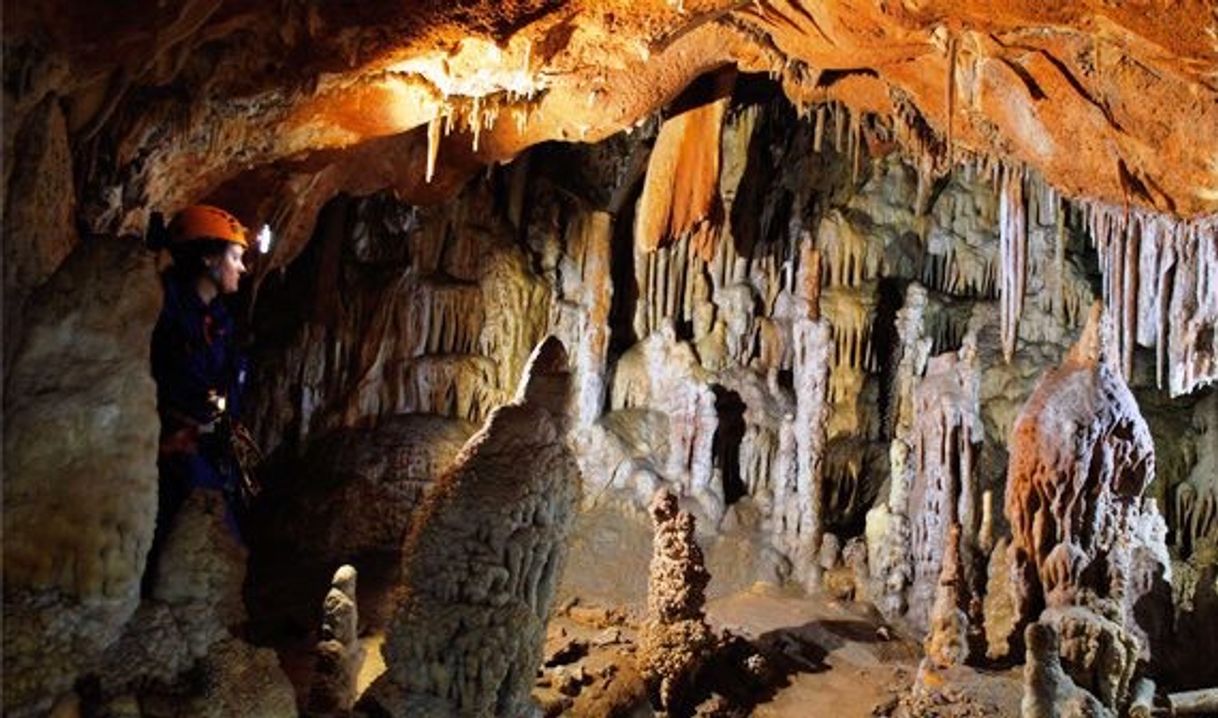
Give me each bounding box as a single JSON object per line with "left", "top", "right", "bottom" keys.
{"left": 206, "top": 390, "right": 228, "bottom": 420}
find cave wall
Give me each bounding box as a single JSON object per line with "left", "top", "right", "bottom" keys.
{"left": 241, "top": 83, "right": 1217, "bottom": 621}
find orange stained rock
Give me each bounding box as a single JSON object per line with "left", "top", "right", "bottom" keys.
{"left": 636, "top": 69, "right": 735, "bottom": 257}
{"left": 7, "top": 0, "right": 1218, "bottom": 237}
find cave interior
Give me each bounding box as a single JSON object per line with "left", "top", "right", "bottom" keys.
{"left": 3, "top": 2, "right": 1218, "bottom": 717}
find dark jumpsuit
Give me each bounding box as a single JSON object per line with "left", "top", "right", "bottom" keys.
{"left": 145, "top": 273, "right": 248, "bottom": 590}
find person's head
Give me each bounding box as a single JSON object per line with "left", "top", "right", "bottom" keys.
{"left": 158, "top": 205, "right": 249, "bottom": 295}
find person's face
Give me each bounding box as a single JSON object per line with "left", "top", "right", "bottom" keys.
{"left": 207, "top": 243, "right": 247, "bottom": 294}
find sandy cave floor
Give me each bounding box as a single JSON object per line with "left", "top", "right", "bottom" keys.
{"left": 268, "top": 502, "right": 1025, "bottom": 716}
{"left": 284, "top": 583, "right": 1022, "bottom": 717}
{"left": 531, "top": 584, "right": 1022, "bottom": 717}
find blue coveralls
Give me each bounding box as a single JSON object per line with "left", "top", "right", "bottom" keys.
{"left": 146, "top": 273, "right": 248, "bottom": 590}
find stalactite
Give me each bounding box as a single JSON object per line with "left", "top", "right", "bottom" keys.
{"left": 571, "top": 211, "right": 614, "bottom": 427}
{"left": 945, "top": 33, "right": 958, "bottom": 167}
{"left": 1171, "top": 393, "right": 1217, "bottom": 558}
{"left": 1083, "top": 202, "right": 1218, "bottom": 395}
{"left": 741, "top": 423, "right": 781, "bottom": 504}
{"left": 406, "top": 281, "right": 484, "bottom": 357}
{"left": 817, "top": 209, "right": 882, "bottom": 288}
{"left": 820, "top": 287, "right": 875, "bottom": 407}
{"left": 999, "top": 162, "right": 1027, "bottom": 362}
{"left": 813, "top": 104, "right": 826, "bottom": 153}
{"left": 635, "top": 78, "right": 731, "bottom": 255}
{"left": 849, "top": 109, "right": 862, "bottom": 185}
{"left": 1053, "top": 194, "right": 1067, "bottom": 323}
{"left": 834, "top": 101, "right": 846, "bottom": 153}
{"left": 425, "top": 114, "right": 442, "bottom": 184}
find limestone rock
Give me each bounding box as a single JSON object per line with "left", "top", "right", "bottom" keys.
{"left": 1005, "top": 304, "right": 1155, "bottom": 623}
{"left": 1039, "top": 605, "right": 1138, "bottom": 713}
{"left": 1021, "top": 621, "right": 1114, "bottom": 718}
{"left": 151, "top": 490, "right": 248, "bottom": 659}
{"left": 180, "top": 637, "right": 298, "bottom": 718}
{"left": 638, "top": 489, "right": 716, "bottom": 712}
{"left": 2, "top": 93, "right": 77, "bottom": 367}
{"left": 2, "top": 237, "right": 160, "bottom": 716}
{"left": 258, "top": 414, "right": 475, "bottom": 564}
{"left": 92, "top": 603, "right": 191, "bottom": 699}
{"left": 360, "top": 337, "right": 580, "bottom": 717}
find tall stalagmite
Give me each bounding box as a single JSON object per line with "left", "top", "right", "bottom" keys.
{"left": 1001, "top": 302, "right": 1171, "bottom": 702}
{"left": 360, "top": 338, "right": 580, "bottom": 717}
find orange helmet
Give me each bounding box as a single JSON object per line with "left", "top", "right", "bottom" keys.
{"left": 168, "top": 205, "right": 249, "bottom": 248}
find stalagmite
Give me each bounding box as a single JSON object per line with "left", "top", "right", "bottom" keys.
{"left": 360, "top": 338, "right": 580, "bottom": 717}
{"left": 776, "top": 241, "right": 833, "bottom": 588}
{"left": 308, "top": 565, "right": 365, "bottom": 715}
{"left": 867, "top": 284, "right": 929, "bottom": 618}
{"left": 1003, "top": 303, "right": 1169, "bottom": 683}
{"left": 638, "top": 489, "right": 715, "bottom": 712}
{"left": 905, "top": 329, "right": 983, "bottom": 629}
{"left": 924, "top": 524, "right": 970, "bottom": 668}
{"left": 1021, "top": 622, "right": 1115, "bottom": 718}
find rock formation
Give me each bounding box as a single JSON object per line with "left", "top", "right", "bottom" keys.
{"left": 924, "top": 524, "right": 970, "bottom": 669}
{"left": 1004, "top": 304, "right": 1159, "bottom": 627}
{"left": 83, "top": 490, "right": 295, "bottom": 718}
{"left": 309, "top": 565, "right": 366, "bottom": 715}
{"left": 869, "top": 299, "right": 984, "bottom": 629}
{"left": 1037, "top": 605, "right": 1138, "bottom": 712}
{"left": 360, "top": 337, "right": 581, "bottom": 717}
{"left": 1021, "top": 621, "right": 1114, "bottom": 718}
{"left": 638, "top": 489, "right": 717, "bottom": 712}
{"left": 1002, "top": 304, "right": 1177, "bottom": 715}
{"left": 2, "top": 238, "right": 160, "bottom": 716}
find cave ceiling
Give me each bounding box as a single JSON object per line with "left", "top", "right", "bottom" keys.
{"left": 6, "top": 0, "right": 1218, "bottom": 250}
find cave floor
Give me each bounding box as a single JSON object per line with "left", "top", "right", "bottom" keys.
{"left": 265, "top": 501, "right": 1023, "bottom": 715}
{"left": 273, "top": 573, "right": 1021, "bottom": 716}
{"left": 708, "top": 585, "right": 920, "bottom": 717}
{"left": 706, "top": 586, "right": 1023, "bottom": 716}
{"left": 529, "top": 582, "right": 1023, "bottom": 717}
